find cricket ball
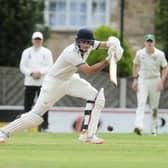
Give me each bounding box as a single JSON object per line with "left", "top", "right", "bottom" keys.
{"left": 107, "top": 125, "right": 113, "bottom": 132}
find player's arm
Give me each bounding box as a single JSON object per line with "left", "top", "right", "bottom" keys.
{"left": 132, "top": 63, "right": 139, "bottom": 92}
{"left": 96, "top": 41, "right": 118, "bottom": 50}
{"left": 98, "top": 41, "right": 108, "bottom": 49}
{"left": 157, "top": 65, "right": 168, "bottom": 91}
{"left": 97, "top": 37, "right": 121, "bottom": 49}
{"left": 160, "top": 53, "right": 168, "bottom": 84}
{"left": 132, "top": 64, "right": 139, "bottom": 79}
{"left": 20, "top": 50, "right": 32, "bottom": 76}
{"left": 39, "top": 50, "right": 54, "bottom": 75}
{"left": 77, "top": 60, "right": 109, "bottom": 76}
{"left": 155, "top": 52, "right": 168, "bottom": 91}
{"left": 160, "top": 66, "right": 168, "bottom": 83}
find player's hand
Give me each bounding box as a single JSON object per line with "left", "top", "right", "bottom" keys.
{"left": 157, "top": 80, "right": 164, "bottom": 92}
{"left": 107, "top": 36, "right": 123, "bottom": 61}
{"left": 107, "top": 36, "right": 120, "bottom": 48}
{"left": 132, "top": 79, "right": 138, "bottom": 92}
{"left": 106, "top": 46, "right": 120, "bottom": 63}
{"left": 31, "top": 72, "right": 41, "bottom": 79}
{"left": 105, "top": 55, "right": 111, "bottom": 63}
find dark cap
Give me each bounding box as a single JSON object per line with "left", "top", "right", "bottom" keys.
{"left": 76, "top": 28, "right": 94, "bottom": 42}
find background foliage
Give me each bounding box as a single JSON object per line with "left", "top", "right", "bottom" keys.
{"left": 0, "top": 0, "right": 48, "bottom": 67}
{"left": 87, "top": 25, "right": 133, "bottom": 77}
{"left": 155, "top": 0, "right": 168, "bottom": 57}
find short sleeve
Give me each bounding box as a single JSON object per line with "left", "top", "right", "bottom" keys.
{"left": 160, "top": 52, "right": 168, "bottom": 67}
{"left": 133, "top": 50, "right": 140, "bottom": 65}
{"left": 92, "top": 40, "right": 101, "bottom": 50}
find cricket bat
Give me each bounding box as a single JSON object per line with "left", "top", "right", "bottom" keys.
{"left": 109, "top": 51, "right": 117, "bottom": 87}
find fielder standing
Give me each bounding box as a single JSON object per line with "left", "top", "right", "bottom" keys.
{"left": 132, "top": 34, "right": 168, "bottom": 135}
{"left": 0, "top": 28, "right": 123, "bottom": 144}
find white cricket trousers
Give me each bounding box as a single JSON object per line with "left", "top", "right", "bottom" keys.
{"left": 135, "top": 77, "right": 160, "bottom": 129}
{"left": 30, "top": 74, "right": 98, "bottom": 116}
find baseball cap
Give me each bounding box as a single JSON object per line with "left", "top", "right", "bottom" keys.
{"left": 32, "top": 32, "right": 43, "bottom": 40}
{"left": 144, "top": 34, "right": 155, "bottom": 41}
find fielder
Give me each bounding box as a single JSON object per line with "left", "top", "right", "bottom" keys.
{"left": 132, "top": 34, "right": 168, "bottom": 135}
{"left": 0, "top": 28, "right": 123, "bottom": 144}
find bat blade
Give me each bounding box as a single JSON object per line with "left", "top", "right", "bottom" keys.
{"left": 109, "top": 51, "right": 117, "bottom": 87}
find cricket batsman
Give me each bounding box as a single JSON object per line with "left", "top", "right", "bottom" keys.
{"left": 0, "top": 28, "right": 123, "bottom": 144}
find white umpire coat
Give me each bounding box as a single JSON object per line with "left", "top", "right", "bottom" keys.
{"left": 20, "top": 46, "right": 53, "bottom": 86}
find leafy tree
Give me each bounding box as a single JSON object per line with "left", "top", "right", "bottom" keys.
{"left": 0, "top": 0, "right": 48, "bottom": 67}
{"left": 155, "top": 0, "right": 168, "bottom": 57}
{"left": 87, "top": 25, "right": 133, "bottom": 77}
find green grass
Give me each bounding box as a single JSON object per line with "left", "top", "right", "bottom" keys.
{"left": 0, "top": 132, "right": 168, "bottom": 168}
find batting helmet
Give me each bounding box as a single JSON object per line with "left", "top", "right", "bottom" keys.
{"left": 75, "top": 28, "right": 94, "bottom": 44}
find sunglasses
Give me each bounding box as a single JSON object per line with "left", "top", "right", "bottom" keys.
{"left": 34, "top": 38, "right": 42, "bottom": 40}
{"left": 146, "top": 40, "right": 154, "bottom": 42}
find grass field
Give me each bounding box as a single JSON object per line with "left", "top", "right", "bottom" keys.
{"left": 0, "top": 132, "right": 168, "bottom": 168}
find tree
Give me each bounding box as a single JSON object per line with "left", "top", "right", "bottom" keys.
{"left": 155, "top": 0, "right": 168, "bottom": 57}
{"left": 87, "top": 25, "right": 133, "bottom": 77}
{"left": 0, "top": 0, "right": 47, "bottom": 67}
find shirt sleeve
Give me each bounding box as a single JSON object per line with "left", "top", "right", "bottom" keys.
{"left": 19, "top": 49, "right": 32, "bottom": 76}
{"left": 40, "top": 49, "right": 54, "bottom": 75}
{"left": 133, "top": 50, "right": 140, "bottom": 65}
{"left": 92, "top": 40, "right": 101, "bottom": 50}
{"left": 64, "top": 52, "right": 85, "bottom": 67}
{"left": 160, "top": 52, "right": 168, "bottom": 68}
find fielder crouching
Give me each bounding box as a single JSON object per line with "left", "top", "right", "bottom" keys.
{"left": 0, "top": 28, "right": 123, "bottom": 144}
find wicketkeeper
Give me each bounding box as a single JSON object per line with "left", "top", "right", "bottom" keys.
{"left": 0, "top": 28, "right": 123, "bottom": 144}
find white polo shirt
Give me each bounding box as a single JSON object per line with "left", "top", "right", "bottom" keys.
{"left": 20, "top": 46, "right": 53, "bottom": 86}
{"left": 48, "top": 41, "right": 101, "bottom": 80}
{"left": 133, "top": 47, "right": 167, "bottom": 79}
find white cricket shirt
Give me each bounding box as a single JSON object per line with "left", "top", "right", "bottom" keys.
{"left": 134, "top": 48, "right": 167, "bottom": 79}
{"left": 48, "top": 41, "right": 101, "bottom": 80}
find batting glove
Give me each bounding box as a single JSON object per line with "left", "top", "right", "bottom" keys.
{"left": 107, "top": 38, "right": 124, "bottom": 61}
{"left": 105, "top": 46, "right": 117, "bottom": 63}
{"left": 106, "top": 36, "right": 120, "bottom": 48}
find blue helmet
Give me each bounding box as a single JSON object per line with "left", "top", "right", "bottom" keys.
{"left": 75, "top": 28, "right": 94, "bottom": 44}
